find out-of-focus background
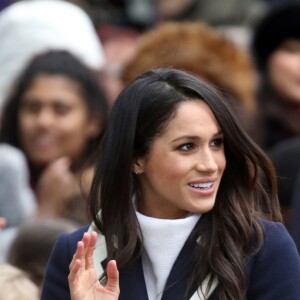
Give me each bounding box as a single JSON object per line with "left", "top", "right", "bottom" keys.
{"left": 1, "top": 0, "right": 300, "bottom": 297}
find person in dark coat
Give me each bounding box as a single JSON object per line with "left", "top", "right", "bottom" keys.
{"left": 252, "top": 3, "right": 300, "bottom": 150}
{"left": 42, "top": 68, "right": 300, "bottom": 300}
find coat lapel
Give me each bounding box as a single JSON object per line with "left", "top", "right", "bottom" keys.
{"left": 89, "top": 224, "right": 218, "bottom": 300}
{"left": 161, "top": 237, "right": 198, "bottom": 300}
{"left": 161, "top": 237, "right": 218, "bottom": 300}
{"left": 89, "top": 223, "right": 149, "bottom": 299}
{"left": 119, "top": 256, "right": 149, "bottom": 300}
{"left": 189, "top": 277, "right": 218, "bottom": 300}
{"left": 88, "top": 223, "right": 107, "bottom": 278}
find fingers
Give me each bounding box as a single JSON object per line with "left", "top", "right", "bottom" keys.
{"left": 69, "top": 232, "right": 97, "bottom": 271}
{"left": 36, "top": 156, "right": 77, "bottom": 217}
{"left": 49, "top": 156, "right": 72, "bottom": 172}
{"left": 85, "top": 231, "right": 97, "bottom": 269}
{"left": 68, "top": 258, "right": 82, "bottom": 283}
{"left": 105, "top": 260, "right": 120, "bottom": 295}
{"left": 39, "top": 156, "right": 72, "bottom": 184}
{"left": 69, "top": 240, "right": 85, "bottom": 272}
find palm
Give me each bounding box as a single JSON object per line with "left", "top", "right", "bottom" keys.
{"left": 69, "top": 232, "right": 119, "bottom": 300}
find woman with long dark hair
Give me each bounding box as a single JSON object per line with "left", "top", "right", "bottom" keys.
{"left": 0, "top": 50, "right": 109, "bottom": 224}
{"left": 42, "top": 68, "right": 300, "bottom": 300}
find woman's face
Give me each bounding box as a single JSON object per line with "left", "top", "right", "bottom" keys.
{"left": 267, "top": 39, "right": 300, "bottom": 103}
{"left": 18, "top": 74, "right": 99, "bottom": 168}
{"left": 134, "top": 100, "right": 226, "bottom": 219}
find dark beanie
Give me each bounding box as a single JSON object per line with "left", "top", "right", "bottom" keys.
{"left": 252, "top": 2, "right": 300, "bottom": 71}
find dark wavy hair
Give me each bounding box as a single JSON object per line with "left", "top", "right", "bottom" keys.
{"left": 89, "top": 68, "right": 281, "bottom": 299}
{"left": 0, "top": 50, "right": 109, "bottom": 167}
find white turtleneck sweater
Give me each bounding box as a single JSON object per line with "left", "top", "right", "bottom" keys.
{"left": 136, "top": 212, "right": 201, "bottom": 300}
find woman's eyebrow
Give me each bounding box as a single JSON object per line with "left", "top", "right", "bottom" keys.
{"left": 171, "top": 131, "right": 223, "bottom": 143}
{"left": 171, "top": 135, "right": 199, "bottom": 143}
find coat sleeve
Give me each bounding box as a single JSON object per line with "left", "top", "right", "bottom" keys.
{"left": 247, "top": 221, "right": 300, "bottom": 300}
{"left": 41, "top": 227, "right": 87, "bottom": 300}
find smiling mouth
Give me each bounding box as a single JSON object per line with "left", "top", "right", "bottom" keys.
{"left": 188, "top": 182, "right": 214, "bottom": 189}
{"left": 33, "top": 137, "right": 56, "bottom": 148}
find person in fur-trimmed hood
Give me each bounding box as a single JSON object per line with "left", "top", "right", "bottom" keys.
{"left": 121, "top": 22, "right": 258, "bottom": 140}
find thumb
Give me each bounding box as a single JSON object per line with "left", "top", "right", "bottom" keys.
{"left": 52, "top": 156, "right": 72, "bottom": 171}
{"left": 105, "top": 260, "right": 120, "bottom": 294}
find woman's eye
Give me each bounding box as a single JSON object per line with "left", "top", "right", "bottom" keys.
{"left": 55, "top": 105, "right": 71, "bottom": 115}
{"left": 21, "top": 102, "right": 41, "bottom": 114}
{"left": 281, "top": 41, "right": 300, "bottom": 53}
{"left": 177, "top": 143, "right": 196, "bottom": 152}
{"left": 284, "top": 45, "right": 300, "bottom": 53}
{"left": 210, "top": 138, "right": 223, "bottom": 148}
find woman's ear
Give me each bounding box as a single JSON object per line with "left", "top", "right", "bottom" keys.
{"left": 132, "top": 157, "right": 145, "bottom": 175}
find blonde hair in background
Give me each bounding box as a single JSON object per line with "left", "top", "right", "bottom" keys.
{"left": 0, "top": 264, "right": 39, "bottom": 300}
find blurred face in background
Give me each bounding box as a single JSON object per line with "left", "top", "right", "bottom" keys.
{"left": 18, "top": 74, "right": 100, "bottom": 168}
{"left": 101, "top": 30, "right": 139, "bottom": 107}
{"left": 267, "top": 39, "right": 300, "bottom": 104}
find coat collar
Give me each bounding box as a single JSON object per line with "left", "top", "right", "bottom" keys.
{"left": 88, "top": 223, "right": 107, "bottom": 277}
{"left": 88, "top": 223, "right": 218, "bottom": 299}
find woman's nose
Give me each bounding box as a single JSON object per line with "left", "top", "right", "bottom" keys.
{"left": 35, "top": 109, "right": 55, "bottom": 127}
{"left": 195, "top": 151, "right": 218, "bottom": 173}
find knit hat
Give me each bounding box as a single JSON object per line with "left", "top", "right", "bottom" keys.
{"left": 0, "top": 0, "right": 105, "bottom": 110}
{"left": 252, "top": 2, "right": 300, "bottom": 71}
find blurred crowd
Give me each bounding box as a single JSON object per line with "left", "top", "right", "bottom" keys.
{"left": 0, "top": 0, "right": 300, "bottom": 297}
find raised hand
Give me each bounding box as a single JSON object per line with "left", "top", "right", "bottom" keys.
{"left": 36, "top": 157, "right": 80, "bottom": 218}
{"left": 68, "top": 232, "right": 120, "bottom": 300}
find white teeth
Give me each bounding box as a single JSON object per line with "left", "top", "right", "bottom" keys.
{"left": 189, "top": 182, "right": 213, "bottom": 189}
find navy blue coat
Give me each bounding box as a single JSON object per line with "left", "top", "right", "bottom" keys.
{"left": 291, "top": 171, "right": 300, "bottom": 254}
{"left": 41, "top": 220, "right": 300, "bottom": 300}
